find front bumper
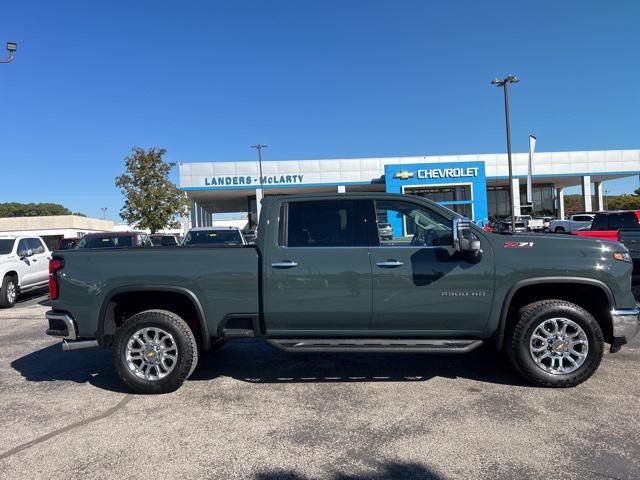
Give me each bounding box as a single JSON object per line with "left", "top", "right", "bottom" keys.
{"left": 46, "top": 310, "right": 99, "bottom": 351}
{"left": 610, "top": 308, "right": 640, "bottom": 352}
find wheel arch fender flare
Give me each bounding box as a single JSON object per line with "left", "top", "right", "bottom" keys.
{"left": 97, "top": 285, "right": 211, "bottom": 350}
{"left": 495, "top": 277, "right": 615, "bottom": 349}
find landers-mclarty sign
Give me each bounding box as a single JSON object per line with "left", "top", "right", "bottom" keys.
{"left": 205, "top": 174, "right": 305, "bottom": 187}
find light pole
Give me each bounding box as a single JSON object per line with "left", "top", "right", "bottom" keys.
{"left": 101, "top": 207, "right": 108, "bottom": 219}
{"left": 492, "top": 75, "right": 519, "bottom": 232}
{"left": 0, "top": 41, "right": 17, "bottom": 64}
{"left": 604, "top": 190, "right": 610, "bottom": 211}
{"left": 250, "top": 144, "right": 268, "bottom": 225}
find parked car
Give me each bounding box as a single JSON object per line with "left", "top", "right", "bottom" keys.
{"left": 572, "top": 211, "right": 640, "bottom": 241}
{"left": 45, "top": 193, "right": 639, "bottom": 393}
{"left": 75, "top": 231, "right": 153, "bottom": 249}
{"left": 517, "top": 215, "right": 545, "bottom": 232}
{"left": 378, "top": 222, "right": 393, "bottom": 240}
{"left": 549, "top": 214, "right": 594, "bottom": 233}
{"left": 55, "top": 237, "right": 80, "bottom": 250}
{"left": 182, "top": 227, "right": 247, "bottom": 247}
{"left": 149, "top": 234, "right": 179, "bottom": 247}
{"left": 493, "top": 219, "right": 526, "bottom": 234}
{"left": 0, "top": 235, "right": 51, "bottom": 308}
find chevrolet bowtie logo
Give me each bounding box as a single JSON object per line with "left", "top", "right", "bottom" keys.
{"left": 393, "top": 171, "right": 415, "bottom": 180}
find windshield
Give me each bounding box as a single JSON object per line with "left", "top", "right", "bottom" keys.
{"left": 0, "top": 239, "right": 15, "bottom": 255}
{"left": 183, "top": 230, "right": 243, "bottom": 246}
{"left": 76, "top": 235, "right": 133, "bottom": 248}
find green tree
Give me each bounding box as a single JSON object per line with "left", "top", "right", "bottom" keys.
{"left": 115, "top": 147, "right": 190, "bottom": 233}
{"left": 0, "top": 202, "right": 75, "bottom": 217}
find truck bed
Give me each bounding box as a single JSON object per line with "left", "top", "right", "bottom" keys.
{"left": 51, "top": 246, "right": 260, "bottom": 339}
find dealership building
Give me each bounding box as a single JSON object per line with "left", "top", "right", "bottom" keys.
{"left": 179, "top": 149, "right": 640, "bottom": 228}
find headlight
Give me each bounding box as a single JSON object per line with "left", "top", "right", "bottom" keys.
{"left": 613, "top": 252, "right": 632, "bottom": 263}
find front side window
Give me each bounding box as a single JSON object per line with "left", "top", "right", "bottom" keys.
{"left": 374, "top": 200, "right": 453, "bottom": 247}
{"left": 283, "top": 200, "right": 363, "bottom": 247}
{"left": 17, "top": 239, "right": 30, "bottom": 256}
{"left": 609, "top": 213, "right": 637, "bottom": 230}
{"left": 28, "top": 238, "right": 45, "bottom": 254}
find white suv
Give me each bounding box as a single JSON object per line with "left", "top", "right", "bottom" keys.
{"left": 0, "top": 235, "right": 51, "bottom": 308}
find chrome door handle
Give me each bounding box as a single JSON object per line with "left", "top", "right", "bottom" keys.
{"left": 376, "top": 260, "right": 404, "bottom": 268}
{"left": 271, "top": 261, "right": 299, "bottom": 269}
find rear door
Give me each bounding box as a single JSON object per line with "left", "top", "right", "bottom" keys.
{"left": 263, "top": 199, "right": 373, "bottom": 335}
{"left": 368, "top": 198, "right": 495, "bottom": 336}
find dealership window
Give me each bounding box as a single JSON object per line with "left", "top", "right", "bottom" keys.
{"left": 374, "top": 200, "right": 453, "bottom": 247}
{"left": 488, "top": 184, "right": 556, "bottom": 218}
{"left": 402, "top": 185, "right": 474, "bottom": 220}
{"left": 282, "top": 200, "right": 367, "bottom": 247}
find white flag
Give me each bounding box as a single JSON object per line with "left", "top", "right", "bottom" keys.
{"left": 527, "top": 135, "right": 536, "bottom": 204}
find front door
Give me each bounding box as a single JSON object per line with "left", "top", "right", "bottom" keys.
{"left": 368, "top": 198, "right": 494, "bottom": 336}
{"left": 28, "top": 238, "right": 50, "bottom": 283}
{"left": 264, "top": 199, "right": 373, "bottom": 336}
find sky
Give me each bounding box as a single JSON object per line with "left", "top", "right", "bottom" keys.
{"left": 1, "top": 0, "right": 639, "bottom": 221}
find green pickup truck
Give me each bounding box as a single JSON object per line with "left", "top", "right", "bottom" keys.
{"left": 45, "top": 193, "right": 640, "bottom": 394}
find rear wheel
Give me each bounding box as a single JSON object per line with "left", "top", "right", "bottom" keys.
{"left": 506, "top": 300, "right": 603, "bottom": 387}
{"left": 0, "top": 275, "right": 17, "bottom": 308}
{"left": 554, "top": 227, "right": 565, "bottom": 233}
{"left": 113, "top": 309, "right": 198, "bottom": 394}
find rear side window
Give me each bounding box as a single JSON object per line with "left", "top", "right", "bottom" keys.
{"left": 28, "top": 238, "right": 46, "bottom": 254}
{"left": 590, "top": 215, "right": 608, "bottom": 230}
{"left": 77, "top": 235, "right": 134, "bottom": 248}
{"left": 282, "top": 200, "right": 365, "bottom": 247}
{"left": 609, "top": 213, "right": 637, "bottom": 229}
{"left": 184, "top": 230, "right": 243, "bottom": 246}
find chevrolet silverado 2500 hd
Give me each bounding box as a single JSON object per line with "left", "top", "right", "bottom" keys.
{"left": 45, "top": 193, "right": 640, "bottom": 393}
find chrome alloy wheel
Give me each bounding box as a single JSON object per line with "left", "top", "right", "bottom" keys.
{"left": 529, "top": 317, "right": 589, "bottom": 375}
{"left": 6, "top": 281, "right": 16, "bottom": 303}
{"left": 125, "top": 327, "right": 178, "bottom": 381}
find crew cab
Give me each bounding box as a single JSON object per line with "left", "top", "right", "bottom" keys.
{"left": 1, "top": 235, "right": 51, "bottom": 308}
{"left": 549, "top": 214, "right": 594, "bottom": 233}
{"left": 572, "top": 211, "right": 640, "bottom": 241}
{"left": 45, "top": 193, "right": 639, "bottom": 394}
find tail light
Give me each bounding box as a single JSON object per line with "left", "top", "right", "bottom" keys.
{"left": 49, "top": 258, "right": 64, "bottom": 300}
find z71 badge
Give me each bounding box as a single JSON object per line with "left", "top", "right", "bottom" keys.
{"left": 504, "top": 241, "right": 534, "bottom": 249}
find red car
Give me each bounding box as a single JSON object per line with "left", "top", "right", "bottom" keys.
{"left": 571, "top": 211, "right": 640, "bottom": 241}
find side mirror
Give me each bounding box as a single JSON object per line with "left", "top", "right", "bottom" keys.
{"left": 453, "top": 217, "right": 482, "bottom": 262}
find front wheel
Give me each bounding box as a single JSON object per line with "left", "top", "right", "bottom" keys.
{"left": 113, "top": 309, "right": 199, "bottom": 394}
{"left": 506, "top": 300, "right": 604, "bottom": 387}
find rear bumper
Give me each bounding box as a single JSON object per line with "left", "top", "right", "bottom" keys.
{"left": 46, "top": 310, "right": 77, "bottom": 340}
{"left": 46, "top": 310, "right": 99, "bottom": 351}
{"left": 610, "top": 308, "right": 640, "bottom": 352}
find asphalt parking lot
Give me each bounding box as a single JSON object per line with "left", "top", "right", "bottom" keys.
{"left": 1, "top": 299, "right": 639, "bottom": 480}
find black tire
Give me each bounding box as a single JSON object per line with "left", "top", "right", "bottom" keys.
{"left": 554, "top": 227, "right": 565, "bottom": 233}
{"left": 113, "top": 309, "right": 198, "bottom": 394}
{"left": 506, "top": 299, "right": 604, "bottom": 387}
{"left": 0, "top": 275, "right": 17, "bottom": 308}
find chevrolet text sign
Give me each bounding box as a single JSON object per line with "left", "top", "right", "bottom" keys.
{"left": 416, "top": 167, "right": 479, "bottom": 179}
